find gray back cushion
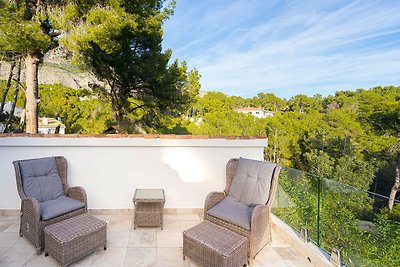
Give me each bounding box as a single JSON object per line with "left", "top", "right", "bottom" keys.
{"left": 18, "top": 157, "right": 65, "bottom": 202}
{"left": 228, "top": 158, "right": 277, "bottom": 205}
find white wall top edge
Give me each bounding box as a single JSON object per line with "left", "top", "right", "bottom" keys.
{"left": 0, "top": 137, "right": 268, "bottom": 148}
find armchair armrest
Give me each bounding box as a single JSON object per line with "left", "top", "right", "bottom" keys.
{"left": 67, "top": 186, "right": 87, "bottom": 207}
{"left": 250, "top": 204, "right": 271, "bottom": 253}
{"left": 204, "top": 191, "right": 225, "bottom": 219}
{"left": 251, "top": 205, "right": 270, "bottom": 228}
{"left": 21, "top": 197, "right": 41, "bottom": 233}
{"left": 255, "top": 199, "right": 274, "bottom": 225}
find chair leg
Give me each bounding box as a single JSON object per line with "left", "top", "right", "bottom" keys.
{"left": 19, "top": 222, "right": 23, "bottom": 237}
{"left": 36, "top": 247, "right": 43, "bottom": 255}
{"left": 248, "top": 257, "right": 253, "bottom": 266}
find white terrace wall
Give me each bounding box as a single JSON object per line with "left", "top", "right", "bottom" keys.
{"left": 0, "top": 135, "right": 267, "bottom": 210}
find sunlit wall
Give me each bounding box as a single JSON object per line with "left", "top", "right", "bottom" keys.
{"left": 0, "top": 135, "right": 267, "bottom": 209}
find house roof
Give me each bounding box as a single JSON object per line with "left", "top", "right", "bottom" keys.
{"left": 236, "top": 107, "right": 266, "bottom": 112}
{"left": 103, "top": 125, "right": 122, "bottom": 134}
{"left": 38, "top": 117, "right": 65, "bottom": 128}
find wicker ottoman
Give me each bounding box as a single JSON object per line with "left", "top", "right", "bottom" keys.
{"left": 44, "top": 213, "right": 107, "bottom": 266}
{"left": 183, "top": 221, "right": 248, "bottom": 267}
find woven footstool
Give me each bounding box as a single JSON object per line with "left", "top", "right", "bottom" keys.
{"left": 183, "top": 221, "right": 248, "bottom": 267}
{"left": 44, "top": 213, "right": 107, "bottom": 266}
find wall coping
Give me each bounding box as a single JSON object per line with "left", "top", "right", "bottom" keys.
{"left": 0, "top": 134, "right": 268, "bottom": 147}
{"left": 0, "top": 133, "right": 267, "bottom": 140}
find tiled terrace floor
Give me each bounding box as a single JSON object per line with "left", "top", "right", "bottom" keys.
{"left": 0, "top": 213, "right": 312, "bottom": 267}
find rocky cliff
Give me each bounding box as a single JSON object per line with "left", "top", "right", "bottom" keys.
{"left": 0, "top": 48, "right": 96, "bottom": 89}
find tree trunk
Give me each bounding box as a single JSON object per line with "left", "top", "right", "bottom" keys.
{"left": 20, "top": 98, "right": 27, "bottom": 129}
{"left": 0, "top": 61, "right": 16, "bottom": 113}
{"left": 273, "top": 128, "right": 278, "bottom": 163}
{"left": 25, "top": 53, "right": 40, "bottom": 134}
{"left": 388, "top": 151, "right": 400, "bottom": 210}
{"left": 5, "top": 59, "right": 22, "bottom": 132}
{"left": 342, "top": 135, "right": 348, "bottom": 155}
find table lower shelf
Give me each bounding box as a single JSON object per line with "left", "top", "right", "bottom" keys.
{"left": 134, "top": 202, "right": 164, "bottom": 229}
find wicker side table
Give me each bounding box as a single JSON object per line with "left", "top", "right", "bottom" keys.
{"left": 183, "top": 221, "right": 248, "bottom": 267}
{"left": 44, "top": 213, "right": 107, "bottom": 266}
{"left": 133, "top": 189, "right": 165, "bottom": 230}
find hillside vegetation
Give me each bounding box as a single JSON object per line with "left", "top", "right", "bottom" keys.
{"left": 1, "top": 80, "right": 399, "bottom": 265}
{"left": 1, "top": 83, "right": 398, "bottom": 189}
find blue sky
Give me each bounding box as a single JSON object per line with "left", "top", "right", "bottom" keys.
{"left": 162, "top": 0, "right": 400, "bottom": 99}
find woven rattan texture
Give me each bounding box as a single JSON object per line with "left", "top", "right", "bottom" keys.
{"left": 44, "top": 213, "right": 106, "bottom": 266}
{"left": 204, "top": 158, "right": 281, "bottom": 261}
{"left": 183, "top": 221, "right": 248, "bottom": 267}
{"left": 133, "top": 189, "right": 165, "bottom": 229}
{"left": 13, "top": 156, "right": 88, "bottom": 255}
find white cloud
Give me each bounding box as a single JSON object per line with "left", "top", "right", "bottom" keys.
{"left": 163, "top": 0, "right": 400, "bottom": 98}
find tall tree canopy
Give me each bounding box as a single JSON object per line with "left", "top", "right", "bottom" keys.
{"left": 61, "top": 0, "right": 199, "bottom": 133}
{"left": 0, "top": 0, "right": 64, "bottom": 133}
{"left": 1, "top": 0, "right": 198, "bottom": 133}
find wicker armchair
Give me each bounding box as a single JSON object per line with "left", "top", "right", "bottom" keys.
{"left": 204, "top": 158, "right": 280, "bottom": 261}
{"left": 13, "top": 156, "right": 87, "bottom": 255}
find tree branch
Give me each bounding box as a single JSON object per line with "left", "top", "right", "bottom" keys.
{"left": 12, "top": 78, "right": 27, "bottom": 94}
{"left": 131, "top": 104, "right": 146, "bottom": 112}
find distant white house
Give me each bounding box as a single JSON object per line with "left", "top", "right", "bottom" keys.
{"left": 2, "top": 101, "right": 23, "bottom": 117}
{"left": 1, "top": 102, "right": 66, "bottom": 134}
{"left": 39, "top": 117, "right": 66, "bottom": 134}
{"left": 189, "top": 117, "right": 203, "bottom": 126}
{"left": 235, "top": 107, "right": 274, "bottom": 118}
{"left": 1, "top": 102, "right": 24, "bottom": 133}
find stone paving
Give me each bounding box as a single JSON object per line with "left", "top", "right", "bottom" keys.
{"left": 0, "top": 213, "right": 312, "bottom": 267}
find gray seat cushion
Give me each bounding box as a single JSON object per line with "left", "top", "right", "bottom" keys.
{"left": 18, "top": 157, "right": 64, "bottom": 203}
{"left": 40, "top": 196, "right": 85, "bottom": 220}
{"left": 228, "top": 158, "right": 277, "bottom": 206}
{"left": 207, "top": 196, "right": 255, "bottom": 230}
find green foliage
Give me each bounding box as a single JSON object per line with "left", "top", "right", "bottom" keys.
{"left": 187, "top": 110, "right": 267, "bottom": 136}
{"left": 0, "top": 80, "right": 26, "bottom": 107}
{"left": 60, "top": 0, "right": 198, "bottom": 133}
{"left": 354, "top": 86, "right": 400, "bottom": 135}
{"left": 264, "top": 111, "right": 310, "bottom": 166}
{"left": 304, "top": 149, "right": 333, "bottom": 178}
{"left": 272, "top": 168, "right": 320, "bottom": 242}
{"left": 38, "top": 84, "right": 114, "bottom": 133}
{"left": 288, "top": 94, "right": 324, "bottom": 113}
{"left": 322, "top": 107, "right": 365, "bottom": 157}
{"left": 332, "top": 156, "right": 376, "bottom": 190}
{"left": 251, "top": 93, "right": 285, "bottom": 112}
{"left": 192, "top": 86, "right": 399, "bottom": 266}
{"left": 366, "top": 210, "right": 400, "bottom": 266}
{"left": 0, "top": 0, "right": 55, "bottom": 57}
{"left": 0, "top": 79, "right": 25, "bottom": 132}
{"left": 191, "top": 91, "right": 245, "bottom": 116}
{"left": 273, "top": 167, "right": 400, "bottom": 267}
